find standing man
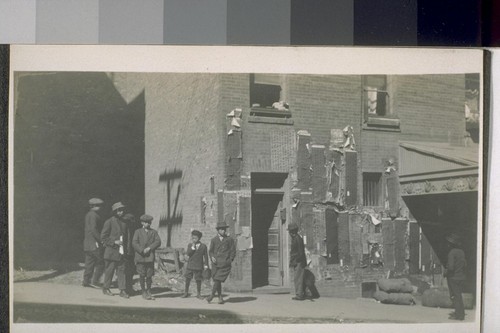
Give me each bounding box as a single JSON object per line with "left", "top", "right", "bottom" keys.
{"left": 132, "top": 214, "right": 161, "bottom": 300}
{"left": 82, "top": 198, "right": 104, "bottom": 288}
{"left": 207, "top": 221, "right": 236, "bottom": 304}
{"left": 101, "top": 202, "right": 130, "bottom": 298}
{"left": 288, "top": 223, "right": 307, "bottom": 301}
{"left": 123, "top": 213, "right": 139, "bottom": 295}
{"left": 444, "top": 233, "right": 467, "bottom": 321}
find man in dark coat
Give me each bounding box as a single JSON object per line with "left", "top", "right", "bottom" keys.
{"left": 288, "top": 222, "right": 307, "bottom": 301}
{"left": 207, "top": 221, "right": 236, "bottom": 304}
{"left": 82, "top": 198, "right": 104, "bottom": 288}
{"left": 132, "top": 214, "right": 161, "bottom": 300}
{"left": 182, "top": 230, "right": 209, "bottom": 299}
{"left": 101, "top": 202, "right": 130, "bottom": 298}
{"left": 444, "top": 233, "right": 467, "bottom": 320}
{"left": 123, "top": 213, "right": 139, "bottom": 295}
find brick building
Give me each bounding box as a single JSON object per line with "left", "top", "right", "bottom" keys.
{"left": 108, "top": 72, "right": 478, "bottom": 297}
{"left": 14, "top": 72, "right": 479, "bottom": 298}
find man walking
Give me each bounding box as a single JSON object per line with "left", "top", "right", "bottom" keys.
{"left": 207, "top": 221, "right": 236, "bottom": 304}
{"left": 82, "top": 198, "right": 104, "bottom": 288}
{"left": 444, "top": 233, "right": 467, "bottom": 321}
{"left": 288, "top": 223, "right": 307, "bottom": 301}
{"left": 101, "top": 202, "right": 130, "bottom": 298}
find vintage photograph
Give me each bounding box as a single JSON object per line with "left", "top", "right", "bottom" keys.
{"left": 9, "top": 46, "right": 484, "bottom": 331}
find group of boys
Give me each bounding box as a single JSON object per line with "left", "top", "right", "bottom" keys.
{"left": 83, "top": 198, "right": 237, "bottom": 303}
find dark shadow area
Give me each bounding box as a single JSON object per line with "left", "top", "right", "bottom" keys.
{"left": 14, "top": 302, "right": 244, "bottom": 323}
{"left": 153, "top": 292, "right": 185, "bottom": 299}
{"left": 224, "top": 296, "right": 257, "bottom": 303}
{"left": 14, "top": 266, "right": 82, "bottom": 283}
{"left": 14, "top": 72, "right": 145, "bottom": 269}
{"left": 158, "top": 168, "right": 183, "bottom": 247}
{"left": 149, "top": 286, "right": 173, "bottom": 294}
{"left": 403, "top": 192, "right": 478, "bottom": 296}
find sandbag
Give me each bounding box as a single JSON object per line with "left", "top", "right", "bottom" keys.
{"left": 374, "top": 290, "right": 415, "bottom": 305}
{"left": 377, "top": 278, "right": 414, "bottom": 293}
{"left": 421, "top": 288, "right": 474, "bottom": 309}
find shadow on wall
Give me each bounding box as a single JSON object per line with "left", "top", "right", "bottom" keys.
{"left": 158, "top": 168, "right": 183, "bottom": 247}
{"left": 14, "top": 72, "right": 145, "bottom": 269}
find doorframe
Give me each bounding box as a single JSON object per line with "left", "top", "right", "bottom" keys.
{"left": 250, "top": 172, "right": 291, "bottom": 289}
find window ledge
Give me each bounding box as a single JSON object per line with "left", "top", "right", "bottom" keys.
{"left": 250, "top": 107, "right": 292, "bottom": 118}
{"left": 248, "top": 115, "right": 294, "bottom": 125}
{"left": 363, "top": 116, "right": 400, "bottom": 132}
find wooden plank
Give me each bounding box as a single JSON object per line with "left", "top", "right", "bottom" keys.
{"left": 338, "top": 212, "right": 350, "bottom": 265}
{"left": 297, "top": 131, "right": 312, "bottom": 190}
{"left": 325, "top": 208, "right": 339, "bottom": 264}
{"left": 311, "top": 145, "right": 327, "bottom": 202}
{"left": 382, "top": 218, "right": 395, "bottom": 270}
{"left": 394, "top": 219, "right": 408, "bottom": 273}
{"left": 344, "top": 150, "right": 358, "bottom": 207}
{"left": 409, "top": 222, "right": 420, "bottom": 274}
{"left": 254, "top": 188, "right": 285, "bottom": 194}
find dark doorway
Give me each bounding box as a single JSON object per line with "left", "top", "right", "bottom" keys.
{"left": 251, "top": 173, "right": 288, "bottom": 289}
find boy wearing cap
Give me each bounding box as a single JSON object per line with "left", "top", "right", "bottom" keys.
{"left": 82, "top": 198, "right": 104, "bottom": 288}
{"left": 132, "top": 214, "right": 161, "bottom": 300}
{"left": 182, "top": 230, "right": 209, "bottom": 299}
{"left": 207, "top": 222, "right": 236, "bottom": 304}
{"left": 444, "top": 233, "right": 467, "bottom": 321}
{"left": 288, "top": 222, "right": 307, "bottom": 301}
{"left": 101, "top": 202, "right": 130, "bottom": 298}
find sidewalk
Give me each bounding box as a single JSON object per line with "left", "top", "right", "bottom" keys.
{"left": 13, "top": 282, "right": 477, "bottom": 324}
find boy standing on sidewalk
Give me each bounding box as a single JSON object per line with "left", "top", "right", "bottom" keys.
{"left": 207, "top": 221, "right": 236, "bottom": 304}
{"left": 182, "top": 230, "right": 209, "bottom": 299}
{"left": 132, "top": 214, "right": 161, "bottom": 300}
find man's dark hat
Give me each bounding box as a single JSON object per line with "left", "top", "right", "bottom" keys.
{"left": 287, "top": 223, "right": 299, "bottom": 231}
{"left": 89, "top": 198, "right": 103, "bottom": 205}
{"left": 216, "top": 221, "right": 229, "bottom": 229}
{"left": 123, "top": 213, "right": 135, "bottom": 221}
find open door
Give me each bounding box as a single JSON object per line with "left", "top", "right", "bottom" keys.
{"left": 268, "top": 203, "right": 283, "bottom": 286}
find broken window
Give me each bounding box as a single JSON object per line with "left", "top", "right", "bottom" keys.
{"left": 363, "top": 172, "right": 382, "bottom": 206}
{"left": 363, "top": 75, "right": 389, "bottom": 117}
{"left": 250, "top": 74, "right": 282, "bottom": 108}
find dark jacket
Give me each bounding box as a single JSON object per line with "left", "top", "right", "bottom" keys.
{"left": 186, "top": 242, "right": 209, "bottom": 270}
{"left": 445, "top": 247, "right": 467, "bottom": 280}
{"left": 209, "top": 235, "right": 236, "bottom": 268}
{"left": 132, "top": 228, "right": 161, "bottom": 263}
{"left": 83, "top": 210, "right": 102, "bottom": 252}
{"left": 289, "top": 233, "right": 307, "bottom": 267}
{"left": 101, "top": 216, "right": 130, "bottom": 261}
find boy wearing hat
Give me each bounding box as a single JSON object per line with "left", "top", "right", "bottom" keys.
{"left": 207, "top": 221, "right": 236, "bottom": 304}
{"left": 82, "top": 198, "right": 104, "bottom": 288}
{"left": 182, "top": 230, "right": 209, "bottom": 299}
{"left": 288, "top": 222, "right": 307, "bottom": 301}
{"left": 444, "top": 233, "right": 467, "bottom": 320}
{"left": 132, "top": 214, "right": 161, "bottom": 300}
{"left": 101, "top": 202, "right": 130, "bottom": 298}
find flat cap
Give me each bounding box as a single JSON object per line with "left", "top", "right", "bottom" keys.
{"left": 89, "top": 198, "right": 104, "bottom": 205}
{"left": 112, "top": 202, "right": 125, "bottom": 211}
{"left": 140, "top": 214, "right": 154, "bottom": 223}
{"left": 191, "top": 230, "right": 202, "bottom": 238}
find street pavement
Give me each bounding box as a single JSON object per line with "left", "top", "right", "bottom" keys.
{"left": 13, "top": 282, "right": 477, "bottom": 324}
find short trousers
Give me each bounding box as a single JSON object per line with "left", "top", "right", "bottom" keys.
{"left": 135, "top": 262, "right": 154, "bottom": 278}
{"left": 184, "top": 268, "right": 203, "bottom": 281}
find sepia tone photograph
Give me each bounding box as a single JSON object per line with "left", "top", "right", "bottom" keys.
{"left": 8, "top": 46, "right": 484, "bottom": 332}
